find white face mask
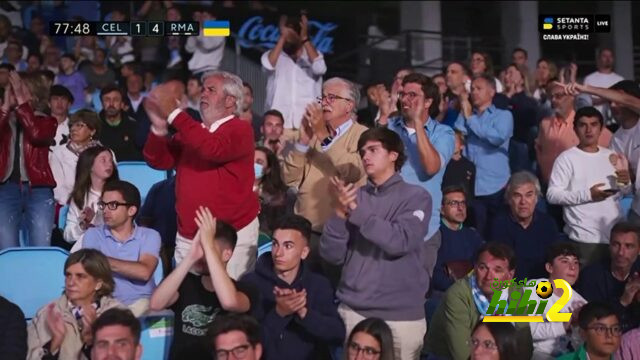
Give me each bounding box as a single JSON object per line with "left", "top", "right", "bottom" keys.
{"left": 254, "top": 163, "right": 264, "bottom": 179}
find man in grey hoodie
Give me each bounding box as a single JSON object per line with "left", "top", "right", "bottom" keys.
{"left": 321, "top": 127, "right": 432, "bottom": 360}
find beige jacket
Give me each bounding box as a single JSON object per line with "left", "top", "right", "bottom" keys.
{"left": 283, "top": 122, "right": 368, "bottom": 232}
{"left": 27, "top": 294, "right": 123, "bottom": 360}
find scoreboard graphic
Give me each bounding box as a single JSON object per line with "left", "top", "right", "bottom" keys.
{"left": 49, "top": 21, "right": 209, "bottom": 36}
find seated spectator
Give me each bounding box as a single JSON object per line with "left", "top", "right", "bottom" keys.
{"left": 557, "top": 302, "right": 622, "bottom": 360}
{"left": 321, "top": 128, "right": 431, "bottom": 359}
{"left": 530, "top": 243, "right": 586, "bottom": 359}
{"left": 426, "top": 243, "right": 531, "bottom": 360}
{"left": 50, "top": 109, "right": 102, "bottom": 206}
{"left": 490, "top": 171, "right": 560, "bottom": 279}
{"left": 469, "top": 322, "right": 518, "bottom": 360}
{"left": 149, "top": 207, "right": 256, "bottom": 360}
{"left": 26, "top": 53, "right": 42, "bottom": 73}
{"left": 239, "top": 82, "right": 261, "bottom": 142}
{"left": 48, "top": 85, "right": 73, "bottom": 148}
{"left": 442, "top": 130, "right": 476, "bottom": 198}
{"left": 82, "top": 48, "right": 116, "bottom": 93}
{"left": 185, "top": 9, "right": 225, "bottom": 75}
{"left": 576, "top": 222, "right": 640, "bottom": 333}
{"left": 138, "top": 176, "right": 177, "bottom": 277}
{"left": 98, "top": 85, "right": 142, "bottom": 161}
{"left": 0, "top": 295, "right": 27, "bottom": 360}
{"left": 547, "top": 107, "right": 631, "bottom": 265}
{"left": 90, "top": 308, "right": 142, "bottom": 360}
{"left": 432, "top": 185, "right": 484, "bottom": 296}
{"left": 0, "top": 70, "right": 57, "bottom": 249}
{"left": 81, "top": 180, "right": 161, "bottom": 317}
{"left": 54, "top": 54, "right": 87, "bottom": 111}
{"left": 455, "top": 74, "right": 514, "bottom": 237}
{"left": 241, "top": 215, "right": 345, "bottom": 359}
{"left": 43, "top": 45, "right": 61, "bottom": 75}
{"left": 2, "top": 41, "right": 27, "bottom": 71}
{"left": 125, "top": 73, "right": 148, "bottom": 122}
{"left": 616, "top": 326, "right": 640, "bottom": 360}
{"left": 64, "top": 146, "right": 119, "bottom": 246}
{"left": 27, "top": 249, "right": 123, "bottom": 359}
{"left": 257, "top": 109, "right": 287, "bottom": 159}
{"left": 254, "top": 147, "right": 295, "bottom": 234}
{"left": 346, "top": 318, "right": 395, "bottom": 360}
{"left": 209, "top": 314, "right": 262, "bottom": 360}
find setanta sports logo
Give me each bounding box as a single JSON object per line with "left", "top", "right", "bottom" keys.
{"left": 483, "top": 278, "right": 573, "bottom": 323}
{"left": 539, "top": 15, "right": 610, "bottom": 41}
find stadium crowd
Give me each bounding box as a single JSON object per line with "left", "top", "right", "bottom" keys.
{"left": 1, "top": 2, "right": 640, "bottom": 360}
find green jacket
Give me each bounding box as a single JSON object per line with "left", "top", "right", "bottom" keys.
{"left": 425, "top": 275, "right": 533, "bottom": 360}
{"left": 556, "top": 345, "right": 614, "bottom": 360}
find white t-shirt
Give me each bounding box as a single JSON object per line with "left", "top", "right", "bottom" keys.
{"left": 530, "top": 278, "right": 586, "bottom": 359}
{"left": 611, "top": 121, "right": 640, "bottom": 175}
{"left": 51, "top": 118, "right": 70, "bottom": 148}
{"left": 584, "top": 71, "right": 625, "bottom": 120}
{"left": 547, "top": 146, "right": 631, "bottom": 244}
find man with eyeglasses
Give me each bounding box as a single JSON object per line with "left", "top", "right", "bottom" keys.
{"left": 81, "top": 180, "right": 161, "bottom": 317}
{"left": 489, "top": 171, "right": 560, "bottom": 280}
{"left": 386, "top": 72, "right": 455, "bottom": 281}
{"left": 209, "top": 313, "right": 262, "bottom": 360}
{"left": 431, "top": 186, "right": 484, "bottom": 297}
{"left": 283, "top": 77, "right": 367, "bottom": 276}
{"left": 536, "top": 81, "right": 612, "bottom": 187}
{"left": 556, "top": 302, "right": 622, "bottom": 360}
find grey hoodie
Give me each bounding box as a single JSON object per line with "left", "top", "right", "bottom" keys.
{"left": 320, "top": 172, "right": 432, "bottom": 321}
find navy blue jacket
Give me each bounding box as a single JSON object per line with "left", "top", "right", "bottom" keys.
{"left": 489, "top": 210, "right": 560, "bottom": 280}
{"left": 576, "top": 258, "right": 640, "bottom": 332}
{"left": 240, "top": 253, "right": 345, "bottom": 360}
{"left": 431, "top": 223, "right": 484, "bottom": 294}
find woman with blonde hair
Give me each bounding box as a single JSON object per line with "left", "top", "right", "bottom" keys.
{"left": 27, "top": 249, "right": 123, "bottom": 359}
{"left": 533, "top": 58, "right": 558, "bottom": 105}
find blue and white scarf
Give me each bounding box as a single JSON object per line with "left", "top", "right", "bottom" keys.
{"left": 470, "top": 274, "right": 509, "bottom": 318}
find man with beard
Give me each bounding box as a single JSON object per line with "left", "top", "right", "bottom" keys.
{"left": 261, "top": 11, "right": 326, "bottom": 142}
{"left": 98, "top": 84, "right": 142, "bottom": 161}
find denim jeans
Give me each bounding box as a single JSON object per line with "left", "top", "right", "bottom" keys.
{"left": 0, "top": 182, "right": 55, "bottom": 249}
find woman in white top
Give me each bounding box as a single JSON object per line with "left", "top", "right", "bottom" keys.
{"left": 532, "top": 58, "right": 558, "bottom": 106}
{"left": 470, "top": 51, "right": 504, "bottom": 93}
{"left": 63, "top": 145, "right": 119, "bottom": 245}
{"left": 530, "top": 243, "right": 586, "bottom": 360}
{"left": 49, "top": 109, "right": 102, "bottom": 205}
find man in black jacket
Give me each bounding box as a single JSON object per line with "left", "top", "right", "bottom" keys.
{"left": 0, "top": 295, "right": 27, "bottom": 360}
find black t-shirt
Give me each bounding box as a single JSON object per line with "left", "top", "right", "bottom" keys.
{"left": 169, "top": 273, "right": 257, "bottom": 360}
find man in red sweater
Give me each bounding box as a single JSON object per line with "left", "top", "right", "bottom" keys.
{"left": 143, "top": 71, "right": 259, "bottom": 279}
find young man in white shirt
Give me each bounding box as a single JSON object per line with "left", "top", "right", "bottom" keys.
{"left": 531, "top": 242, "right": 586, "bottom": 360}
{"left": 547, "top": 106, "right": 632, "bottom": 266}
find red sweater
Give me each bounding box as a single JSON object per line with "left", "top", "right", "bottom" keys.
{"left": 143, "top": 112, "right": 259, "bottom": 238}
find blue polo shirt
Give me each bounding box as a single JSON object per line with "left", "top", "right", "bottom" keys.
{"left": 454, "top": 104, "right": 513, "bottom": 196}
{"left": 388, "top": 116, "right": 455, "bottom": 239}
{"left": 83, "top": 225, "right": 161, "bottom": 305}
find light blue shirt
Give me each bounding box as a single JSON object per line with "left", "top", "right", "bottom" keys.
{"left": 454, "top": 104, "right": 513, "bottom": 196}
{"left": 83, "top": 225, "right": 161, "bottom": 305}
{"left": 388, "top": 116, "right": 455, "bottom": 239}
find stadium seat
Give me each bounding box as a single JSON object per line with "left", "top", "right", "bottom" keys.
{"left": 58, "top": 204, "right": 70, "bottom": 230}
{"left": 139, "top": 310, "right": 174, "bottom": 360}
{"left": 621, "top": 194, "right": 633, "bottom": 220}
{"left": 153, "top": 260, "right": 163, "bottom": 285}
{"left": 117, "top": 161, "right": 168, "bottom": 201}
{"left": 257, "top": 232, "right": 272, "bottom": 257}
{"left": 0, "top": 247, "right": 69, "bottom": 319}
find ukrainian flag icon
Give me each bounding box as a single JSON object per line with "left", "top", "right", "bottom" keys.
{"left": 543, "top": 17, "right": 553, "bottom": 30}
{"left": 203, "top": 20, "right": 230, "bottom": 37}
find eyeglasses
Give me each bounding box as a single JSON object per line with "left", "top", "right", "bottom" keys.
{"left": 215, "top": 344, "right": 251, "bottom": 360}
{"left": 347, "top": 342, "right": 381, "bottom": 359}
{"left": 551, "top": 92, "right": 566, "bottom": 100}
{"left": 97, "top": 201, "right": 133, "bottom": 211}
{"left": 587, "top": 325, "right": 622, "bottom": 337}
{"left": 398, "top": 91, "right": 422, "bottom": 100}
{"left": 317, "top": 94, "right": 352, "bottom": 104}
{"left": 468, "top": 338, "right": 498, "bottom": 351}
{"left": 445, "top": 200, "right": 467, "bottom": 207}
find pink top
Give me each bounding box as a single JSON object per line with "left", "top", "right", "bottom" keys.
{"left": 616, "top": 328, "right": 640, "bottom": 360}
{"left": 535, "top": 110, "right": 612, "bottom": 184}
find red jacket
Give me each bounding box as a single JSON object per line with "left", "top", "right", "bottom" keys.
{"left": 0, "top": 103, "right": 57, "bottom": 187}
{"left": 143, "top": 112, "right": 259, "bottom": 238}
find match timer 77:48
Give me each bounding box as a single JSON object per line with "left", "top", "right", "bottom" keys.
{"left": 49, "top": 21, "right": 200, "bottom": 36}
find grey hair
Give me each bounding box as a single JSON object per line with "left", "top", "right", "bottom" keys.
{"left": 505, "top": 171, "right": 542, "bottom": 200}
{"left": 472, "top": 73, "right": 496, "bottom": 91}
{"left": 201, "top": 70, "right": 244, "bottom": 115}
{"left": 323, "top": 77, "right": 360, "bottom": 115}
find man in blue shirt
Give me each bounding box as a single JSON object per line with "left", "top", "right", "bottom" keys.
{"left": 387, "top": 72, "right": 455, "bottom": 275}
{"left": 82, "top": 180, "right": 161, "bottom": 317}
{"left": 455, "top": 74, "right": 514, "bottom": 237}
